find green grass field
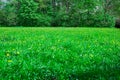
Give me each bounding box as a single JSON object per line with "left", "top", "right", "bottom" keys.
{"left": 0, "top": 27, "right": 120, "bottom": 80}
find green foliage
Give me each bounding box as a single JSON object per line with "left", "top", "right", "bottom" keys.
{"left": 17, "top": 0, "right": 38, "bottom": 26}
{"left": 0, "top": 1, "right": 17, "bottom": 26}
{"left": 17, "top": 0, "right": 51, "bottom": 26}
{"left": 0, "top": 0, "right": 119, "bottom": 27}
{"left": 0, "top": 27, "right": 120, "bottom": 79}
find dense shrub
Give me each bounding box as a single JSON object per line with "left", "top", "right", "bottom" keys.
{"left": 115, "top": 19, "right": 120, "bottom": 28}
{"left": 0, "top": 0, "right": 118, "bottom": 27}
{"left": 93, "top": 14, "right": 115, "bottom": 27}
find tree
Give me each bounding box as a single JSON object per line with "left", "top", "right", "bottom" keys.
{"left": 0, "top": 0, "right": 17, "bottom": 26}
{"left": 0, "top": 0, "right": 118, "bottom": 27}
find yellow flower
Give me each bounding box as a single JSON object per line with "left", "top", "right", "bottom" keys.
{"left": 17, "top": 52, "right": 20, "bottom": 54}
{"left": 6, "top": 53, "right": 10, "bottom": 57}
{"left": 16, "top": 51, "right": 20, "bottom": 55}
{"left": 7, "top": 60, "right": 12, "bottom": 63}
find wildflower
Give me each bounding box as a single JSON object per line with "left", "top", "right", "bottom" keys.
{"left": 16, "top": 51, "right": 20, "bottom": 54}
{"left": 7, "top": 60, "right": 12, "bottom": 63}
{"left": 6, "top": 53, "right": 10, "bottom": 57}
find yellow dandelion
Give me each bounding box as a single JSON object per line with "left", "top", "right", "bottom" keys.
{"left": 16, "top": 51, "right": 20, "bottom": 55}
{"left": 6, "top": 53, "right": 10, "bottom": 57}
{"left": 7, "top": 60, "right": 12, "bottom": 63}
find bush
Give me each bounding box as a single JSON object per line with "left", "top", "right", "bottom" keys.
{"left": 93, "top": 13, "right": 115, "bottom": 27}
{"left": 37, "top": 14, "right": 51, "bottom": 27}
{"left": 115, "top": 19, "right": 120, "bottom": 28}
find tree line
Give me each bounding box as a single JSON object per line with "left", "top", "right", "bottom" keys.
{"left": 0, "top": 0, "right": 120, "bottom": 27}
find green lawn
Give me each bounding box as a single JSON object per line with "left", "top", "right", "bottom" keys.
{"left": 0, "top": 27, "right": 120, "bottom": 80}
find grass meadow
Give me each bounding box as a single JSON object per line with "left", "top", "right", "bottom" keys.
{"left": 0, "top": 27, "right": 120, "bottom": 80}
